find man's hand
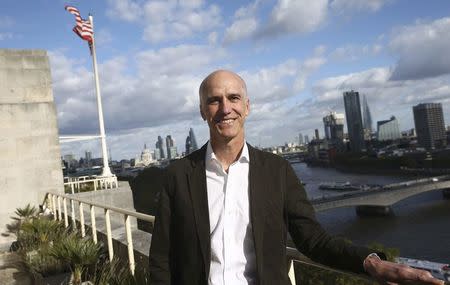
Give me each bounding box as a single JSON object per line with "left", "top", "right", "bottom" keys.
{"left": 364, "top": 254, "right": 445, "bottom": 285}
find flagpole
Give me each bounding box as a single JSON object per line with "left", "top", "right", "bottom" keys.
{"left": 89, "top": 14, "right": 113, "bottom": 177}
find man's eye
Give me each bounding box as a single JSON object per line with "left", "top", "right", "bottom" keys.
{"left": 230, "top": 96, "right": 240, "bottom": 102}
{"left": 208, "top": 99, "right": 219, "bottom": 104}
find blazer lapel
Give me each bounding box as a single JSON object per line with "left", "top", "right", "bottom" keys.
{"left": 186, "top": 145, "right": 211, "bottom": 278}
{"left": 248, "top": 144, "right": 266, "bottom": 281}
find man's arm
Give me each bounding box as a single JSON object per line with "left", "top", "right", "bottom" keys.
{"left": 285, "top": 162, "right": 374, "bottom": 273}
{"left": 148, "top": 172, "right": 172, "bottom": 284}
{"left": 285, "top": 162, "right": 445, "bottom": 284}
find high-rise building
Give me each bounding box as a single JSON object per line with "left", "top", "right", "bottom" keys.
{"left": 298, "top": 133, "right": 303, "bottom": 145}
{"left": 165, "top": 135, "right": 177, "bottom": 159}
{"left": 413, "top": 103, "right": 446, "bottom": 149}
{"left": 323, "top": 112, "right": 345, "bottom": 141}
{"left": 314, "top": 129, "right": 320, "bottom": 140}
{"left": 185, "top": 128, "right": 199, "bottom": 155}
{"left": 377, "top": 116, "right": 401, "bottom": 141}
{"left": 189, "top": 128, "right": 198, "bottom": 151}
{"left": 343, "top": 91, "right": 365, "bottom": 152}
{"left": 304, "top": 135, "right": 310, "bottom": 144}
{"left": 155, "top": 135, "right": 165, "bottom": 159}
{"left": 362, "top": 95, "right": 373, "bottom": 133}
{"left": 85, "top": 151, "right": 92, "bottom": 167}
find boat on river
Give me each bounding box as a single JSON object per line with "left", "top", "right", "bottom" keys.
{"left": 318, "top": 181, "right": 375, "bottom": 191}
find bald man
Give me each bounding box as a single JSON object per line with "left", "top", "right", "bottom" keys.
{"left": 149, "top": 70, "right": 444, "bottom": 285}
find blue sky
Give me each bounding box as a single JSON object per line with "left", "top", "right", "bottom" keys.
{"left": 2, "top": 0, "right": 450, "bottom": 160}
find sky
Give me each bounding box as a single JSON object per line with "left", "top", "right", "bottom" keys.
{"left": 2, "top": 0, "right": 450, "bottom": 160}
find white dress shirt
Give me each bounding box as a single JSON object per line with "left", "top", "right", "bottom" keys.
{"left": 206, "top": 142, "right": 257, "bottom": 285}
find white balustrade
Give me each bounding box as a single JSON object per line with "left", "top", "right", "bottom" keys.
{"left": 63, "top": 175, "right": 119, "bottom": 194}
{"left": 45, "top": 191, "right": 155, "bottom": 276}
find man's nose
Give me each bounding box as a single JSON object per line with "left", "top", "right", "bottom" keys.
{"left": 220, "top": 99, "right": 232, "bottom": 114}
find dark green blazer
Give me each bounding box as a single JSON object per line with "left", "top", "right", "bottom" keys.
{"left": 149, "top": 143, "right": 375, "bottom": 285}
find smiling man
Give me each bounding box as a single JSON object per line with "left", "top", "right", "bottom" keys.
{"left": 149, "top": 70, "right": 444, "bottom": 285}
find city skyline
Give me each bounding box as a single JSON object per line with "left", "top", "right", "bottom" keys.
{"left": 2, "top": 1, "right": 450, "bottom": 159}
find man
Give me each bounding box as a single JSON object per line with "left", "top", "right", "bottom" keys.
{"left": 149, "top": 70, "right": 444, "bottom": 285}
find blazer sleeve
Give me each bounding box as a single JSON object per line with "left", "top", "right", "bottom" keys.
{"left": 284, "top": 162, "right": 377, "bottom": 273}
{"left": 149, "top": 170, "right": 172, "bottom": 284}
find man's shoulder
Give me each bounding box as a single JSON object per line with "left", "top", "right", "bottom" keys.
{"left": 247, "top": 143, "right": 289, "bottom": 165}
{"left": 166, "top": 145, "right": 206, "bottom": 174}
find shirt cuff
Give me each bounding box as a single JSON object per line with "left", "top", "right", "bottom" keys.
{"left": 363, "top": 253, "right": 382, "bottom": 272}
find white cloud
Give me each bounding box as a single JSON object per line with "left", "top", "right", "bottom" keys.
{"left": 257, "top": 0, "right": 328, "bottom": 38}
{"left": 313, "top": 67, "right": 392, "bottom": 103}
{"left": 136, "top": 44, "right": 226, "bottom": 76}
{"left": 389, "top": 17, "right": 450, "bottom": 80}
{"left": 330, "top": 0, "right": 390, "bottom": 14}
{"left": 223, "top": 18, "right": 259, "bottom": 44}
{"left": 330, "top": 44, "right": 384, "bottom": 61}
{"left": 208, "top": 31, "right": 218, "bottom": 45}
{"left": 241, "top": 59, "right": 299, "bottom": 104}
{"left": 95, "top": 29, "right": 113, "bottom": 46}
{"left": 107, "top": 0, "right": 222, "bottom": 43}
{"left": 223, "top": 0, "right": 261, "bottom": 44}
{"left": 294, "top": 56, "right": 327, "bottom": 91}
{"left": 106, "top": 0, "right": 144, "bottom": 22}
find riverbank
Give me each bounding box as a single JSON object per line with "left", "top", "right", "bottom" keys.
{"left": 306, "top": 153, "right": 450, "bottom": 177}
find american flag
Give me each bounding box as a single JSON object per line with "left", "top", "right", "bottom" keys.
{"left": 65, "top": 5, "right": 93, "bottom": 43}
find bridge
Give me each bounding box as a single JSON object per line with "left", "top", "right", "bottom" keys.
{"left": 311, "top": 175, "right": 450, "bottom": 213}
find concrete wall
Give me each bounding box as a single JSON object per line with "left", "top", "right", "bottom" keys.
{"left": 0, "top": 49, "right": 63, "bottom": 231}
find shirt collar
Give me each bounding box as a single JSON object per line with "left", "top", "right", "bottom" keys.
{"left": 206, "top": 141, "right": 250, "bottom": 164}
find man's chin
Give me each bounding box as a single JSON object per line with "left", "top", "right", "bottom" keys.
{"left": 211, "top": 130, "right": 244, "bottom": 143}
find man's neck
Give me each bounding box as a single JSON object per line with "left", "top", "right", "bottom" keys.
{"left": 210, "top": 137, "right": 245, "bottom": 172}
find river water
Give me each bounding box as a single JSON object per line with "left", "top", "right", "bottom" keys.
{"left": 292, "top": 163, "right": 450, "bottom": 262}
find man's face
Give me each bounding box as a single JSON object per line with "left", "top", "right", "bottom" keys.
{"left": 200, "top": 71, "right": 250, "bottom": 143}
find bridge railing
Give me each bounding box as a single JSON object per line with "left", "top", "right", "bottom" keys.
{"left": 43, "top": 191, "right": 379, "bottom": 284}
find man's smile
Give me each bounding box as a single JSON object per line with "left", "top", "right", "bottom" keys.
{"left": 215, "top": 118, "right": 236, "bottom": 125}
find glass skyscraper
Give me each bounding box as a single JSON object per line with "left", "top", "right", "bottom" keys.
{"left": 343, "top": 90, "right": 365, "bottom": 152}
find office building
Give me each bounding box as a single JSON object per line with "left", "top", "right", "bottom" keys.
{"left": 314, "top": 129, "right": 320, "bottom": 140}
{"left": 323, "top": 112, "right": 345, "bottom": 141}
{"left": 362, "top": 95, "right": 373, "bottom": 133}
{"left": 413, "top": 103, "right": 446, "bottom": 149}
{"left": 84, "top": 151, "right": 92, "bottom": 167}
{"left": 298, "top": 133, "right": 303, "bottom": 145}
{"left": 155, "top": 135, "right": 165, "bottom": 160}
{"left": 377, "top": 116, "right": 401, "bottom": 141}
{"left": 185, "top": 128, "right": 199, "bottom": 155}
{"left": 165, "top": 135, "right": 178, "bottom": 159}
{"left": 343, "top": 90, "right": 365, "bottom": 152}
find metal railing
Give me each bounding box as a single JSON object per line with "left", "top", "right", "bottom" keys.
{"left": 63, "top": 175, "right": 119, "bottom": 193}
{"left": 43, "top": 191, "right": 376, "bottom": 283}
{"left": 44, "top": 191, "right": 154, "bottom": 275}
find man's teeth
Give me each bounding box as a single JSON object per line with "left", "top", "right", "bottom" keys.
{"left": 221, "top": 119, "right": 233, "bottom": 124}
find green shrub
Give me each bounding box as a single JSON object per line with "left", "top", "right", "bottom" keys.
{"left": 50, "top": 234, "right": 101, "bottom": 285}
{"left": 17, "top": 217, "right": 67, "bottom": 252}
{"left": 13, "top": 204, "right": 38, "bottom": 222}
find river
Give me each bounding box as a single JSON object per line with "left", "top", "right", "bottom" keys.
{"left": 292, "top": 163, "right": 450, "bottom": 262}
